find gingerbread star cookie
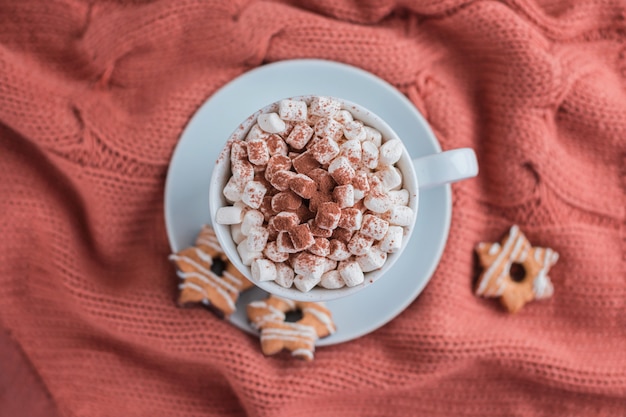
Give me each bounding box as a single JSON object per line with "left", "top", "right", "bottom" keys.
{"left": 247, "top": 295, "right": 336, "bottom": 361}
{"left": 170, "top": 225, "right": 254, "bottom": 317}
{"left": 475, "top": 225, "right": 558, "bottom": 313}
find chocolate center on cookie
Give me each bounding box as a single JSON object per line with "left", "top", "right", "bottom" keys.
{"left": 284, "top": 309, "right": 304, "bottom": 323}
{"left": 509, "top": 262, "right": 526, "bottom": 282}
{"left": 210, "top": 257, "right": 227, "bottom": 276}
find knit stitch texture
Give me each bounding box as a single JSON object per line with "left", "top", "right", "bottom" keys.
{"left": 0, "top": 1, "right": 624, "bottom": 416}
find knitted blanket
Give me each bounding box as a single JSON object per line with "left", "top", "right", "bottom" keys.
{"left": 1, "top": 1, "right": 624, "bottom": 416}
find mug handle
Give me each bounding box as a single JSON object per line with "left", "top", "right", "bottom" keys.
{"left": 413, "top": 148, "right": 478, "bottom": 189}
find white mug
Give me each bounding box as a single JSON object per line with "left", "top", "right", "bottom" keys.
{"left": 209, "top": 96, "right": 478, "bottom": 302}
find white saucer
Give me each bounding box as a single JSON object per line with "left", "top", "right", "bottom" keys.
{"left": 164, "top": 59, "right": 451, "bottom": 346}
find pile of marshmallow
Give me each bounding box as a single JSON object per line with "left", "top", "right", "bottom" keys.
{"left": 215, "top": 96, "right": 414, "bottom": 292}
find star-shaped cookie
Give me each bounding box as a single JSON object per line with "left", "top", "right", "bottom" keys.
{"left": 170, "top": 225, "right": 254, "bottom": 317}
{"left": 475, "top": 225, "right": 558, "bottom": 313}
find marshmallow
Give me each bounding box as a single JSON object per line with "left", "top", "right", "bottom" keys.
{"left": 340, "top": 139, "right": 362, "bottom": 166}
{"left": 338, "top": 261, "right": 364, "bottom": 287}
{"left": 356, "top": 245, "right": 387, "bottom": 272}
{"left": 292, "top": 151, "right": 321, "bottom": 175}
{"left": 294, "top": 274, "right": 321, "bottom": 292}
{"left": 289, "top": 173, "right": 316, "bottom": 199}
{"left": 233, "top": 200, "right": 249, "bottom": 211}
{"left": 251, "top": 259, "right": 277, "bottom": 282}
{"left": 216, "top": 206, "right": 244, "bottom": 225}
{"left": 257, "top": 112, "right": 286, "bottom": 134}
{"left": 353, "top": 188, "right": 364, "bottom": 202}
{"left": 380, "top": 226, "right": 403, "bottom": 253}
{"left": 247, "top": 139, "right": 270, "bottom": 166}
{"left": 276, "top": 231, "right": 299, "bottom": 254}
{"left": 379, "top": 139, "right": 403, "bottom": 165}
{"left": 328, "top": 156, "right": 355, "bottom": 185}
{"left": 293, "top": 253, "right": 327, "bottom": 280}
{"left": 237, "top": 240, "right": 262, "bottom": 265}
{"left": 347, "top": 232, "right": 374, "bottom": 256}
{"left": 310, "top": 96, "right": 341, "bottom": 117}
{"left": 364, "top": 193, "right": 392, "bottom": 214}
{"left": 308, "top": 237, "right": 330, "bottom": 257}
{"left": 223, "top": 176, "right": 244, "bottom": 202}
{"left": 246, "top": 124, "right": 270, "bottom": 142}
{"left": 264, "top": 155, "right": 291, "bottom": 181}
{"left": 385, "top": 205, "right": 414, "bottom": 226}
{"left": 230, "top": 140, "right": 247, "bottom": 162}
{"left": 308, "top": 168, "right": 336, "bottom": 193}
{"left": 231, "top": 159, "right": 254, "bottom": 186}
{"left": 275, "top": 263, "right": 295, "bottom": 288}
{"left": 333, "top": 184, "right": 355, "bottom": 209}
{"left": 364, "top": 179, "right": 393, "bottom": 213}
{"left": 246, "top": 226, "right": 269, "bottom": 252}
{"left": 259, "top": 196, "right": 277, "bottom": 222}
{"left": 320, "top": 270, "right": 345, "bottom": 289}
{"left": 270, "top": 170, "right": 297, "bottom": 192}
{"left": 328, "top": 240, "right": 351, "bottom": 261}
{"left": 264, "top": 241, "right": 289, "bottom": 262}
{"left": 376, "top": 166, "right": 403, "bottom": 191}
{"left": 338, "top": 208, "right": 362, "bottom": 231}
{"left": 351, "top": 171, "right": 370, "bottom": 201}
{"left": 331, "top": 227, "right": 354, "bottom": 244}
{"left": 230, "top": 223, "right": 246, "bottom": 244}
{"left": 307, "top": 112, "right": 321, "bottom": 127}
{"left": 241, "top": 210, "right": 264, "bottom": 235}
{"left": 310, "top": 136, "right": 340, "bottom": 164}
{"left": 360, "top": 214, "right": 390, "bottom": 240}
{"left": 333, "top": 109, "right": 353, "bottom": 125}
{"left": 361, "top": 140, "right": 379, "bottom": 170}
{"left": 364, "top": 126, "right": 382, "bottom": 147}
{"left": 343, "top": 120, "right": 366, "bottom": 142}
{"left": 315, "top": 202, "right": 342, "bottom": 230}
{"left": 266, "top": 134, "right": 288, "bottom": 156}
{"left": 389, "top": 189, "right": 410, "bottom": 206}
{"left": 241, "top": 181, "right": 267, "bottom": 209}
{"left": 288, "top": 223, "right": 315, "bottom": 251}
{"left": 308, "top": 219, "right": 333, "bottom": 238}
{"left": 285, "top": 122, "right": 314, "bottom": 150}
{"left": 269, "top": 211, "right": 300, "bottom": 231}
{"left": 279, "top": 99, "right": 307, "bottom": 122}
{"left": 314, "top": 117, "right": 343, "bottom": 141}
{"left": 324, "top": 258, "right": 338, "bottom": 273}
{"left": 271, "top": 191, "right": 302, "bottom": 212}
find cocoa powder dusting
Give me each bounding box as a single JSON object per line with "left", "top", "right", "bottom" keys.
{"left": 292, "top": 151, "right": 321, "bottom": 175}
{"left": 265, "top": 155, "right": 292, "bottom": 181}
{"left": 308, "top": 168, "right": 336, "bottom": 193}
{"left": 271, "top": 190, "right": 302, "bottom": 212}
{"left": 308, "top": 219, "right": 333, "bottom": 238}
{"left": 289, "top": 174, "right": 316, "bottom": 199}
{"left": 289, "top": 224, "right": 315, "bottom": 251}
{"left": 331, "top": 227, "right": 353, "bottom": 244}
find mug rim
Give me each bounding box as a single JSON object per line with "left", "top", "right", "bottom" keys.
{"left": 209, "top": 95, "right": 419, "bottom": 302}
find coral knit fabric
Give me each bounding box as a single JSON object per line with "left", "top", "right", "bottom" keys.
{"left": 0, "top": 0, "right": 624, "bottom": 416}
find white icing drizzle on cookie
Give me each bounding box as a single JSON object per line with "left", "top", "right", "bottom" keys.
{"left": 476, "top": 225, "right": 521, "bottom": 295}
{"left": 177, "top": 271, "right": 235, "bottom": 311}
{"left": 533, "top": 247, "right": 557, "bottom": 299}
{"left": 195, "top": 227, "right": 223, "bottom": 253}
{"left": 291, "top": 348, "right": 314, "bottom": 360}
{"left": 248, "top": 301, "right": 286, "bottom": 329}
{"left": 221, "top": 270, "right": 243, "bottom": 287}
{"left": 261, "top": 323, "right": 317, "bottom": 346}
{"left": 488, "top": 243, "right": 500, "bottom": 256}
{"left": 171, "top": 255, "right": 239, "bottom": 294}
{"left": 302, "top": 306, "right": 336, "bottom": 335}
